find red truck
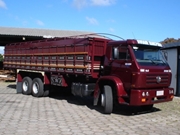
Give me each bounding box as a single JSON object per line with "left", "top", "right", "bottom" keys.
{"left": 3, "top": 36, "right": 174, "bottom": 114}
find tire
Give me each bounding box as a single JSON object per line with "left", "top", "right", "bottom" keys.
{"left": 31, "top": 78, "right": 44, "bottom": 97}
{"left": 22, "top": 77, "right": 32, "bottom": 95}
{"left": 101, "top": 85, "right": 113, "bottom": 114}
{"left": 43, "top": 85, "right": 50, "bottom": 97}
{"left": 43, "top": 90, "right": 49, "bottom": 97}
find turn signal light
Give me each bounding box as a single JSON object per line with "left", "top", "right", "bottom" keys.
{"left": 170, "top": 95, "right": 174, "bottom": 99}
{"left": 141, "top": 98, "right": 146, "bottom": 102}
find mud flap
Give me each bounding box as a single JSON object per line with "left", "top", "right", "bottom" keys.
{"left": 16, "top": 82, "right": 22, "bottom": 93}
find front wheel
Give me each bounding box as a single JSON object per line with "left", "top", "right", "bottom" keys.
{"left": 101, "top": 85, "right": 113, "bottom": 114}
{"left": 32, "top": 78, "right": 44, "bottom": 97}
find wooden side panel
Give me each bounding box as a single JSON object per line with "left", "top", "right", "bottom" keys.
{"left": 4, "top": 37, "right": 108, "bottom": 78}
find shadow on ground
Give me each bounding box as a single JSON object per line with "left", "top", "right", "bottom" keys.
{"left": 7, "top": 84, "right": 161, "bottom": 115}
{"left": 7, "top": 84, "right": 16, "bottom": 89}
{"left": 49, "top": 86, "right": 161, "bottom": 115}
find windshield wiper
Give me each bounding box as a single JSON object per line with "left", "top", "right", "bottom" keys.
{"left": 150, "top": 59, "right": 158, "bottom": 65}
{"left": 141, "top": 59, "right": 158, "bottom": 65}
{"left": 155, "top": 60, "right": 167, "bottom": 65}
{"left": 136, "top": 58, "right": 159, "bottom": 65}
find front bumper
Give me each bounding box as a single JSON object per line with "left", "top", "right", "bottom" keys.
{"left": 129, "top": 88, "right": 174, "bottom": 106}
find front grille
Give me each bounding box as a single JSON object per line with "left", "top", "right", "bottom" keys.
{"left": 146, "top": 74, "right": 169, "bottom": 85}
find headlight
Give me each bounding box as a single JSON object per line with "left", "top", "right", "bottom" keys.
{"left": 142, "top": 92, "right": 145, "bottom": 97}
{"left": 146, "top": 92, "right": 149, "bottom": 96}
{"left": 142, "top": 92, "right": 149, "bottom": 97}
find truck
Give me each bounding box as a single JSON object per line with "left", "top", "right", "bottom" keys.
{"left": 3, "top": 35, "right": 174, "bottom": 114}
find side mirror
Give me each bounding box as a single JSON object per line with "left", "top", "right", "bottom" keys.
{"left": 113, "top": 47, "right": 119, "bottom": 59}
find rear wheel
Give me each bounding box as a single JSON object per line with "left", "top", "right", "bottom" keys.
{"left": 101, "top": 85, "right": 113, "bottom": 114}
{"left": 43, "top": 90, "right": 49, "bottom": 97}
{"left": 43, "top": 85, "right": 50, "bottom": 97}
{"left": 32, "top": 78, "right": 44, "bottom": 97}
{"left": 22, "top": 77, "right": 32, "bottom": 95}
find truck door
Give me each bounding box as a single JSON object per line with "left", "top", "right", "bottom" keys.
{"left": 111, "top": 46, "right": 132, "bottom": 90}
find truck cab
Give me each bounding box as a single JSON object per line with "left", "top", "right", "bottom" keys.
{"left": 94, "top": 39, "right": 174, "bottom": 113}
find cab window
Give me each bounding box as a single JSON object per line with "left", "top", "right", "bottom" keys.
{"left": 113, "top": 47, "right": 131, "bottom": 60}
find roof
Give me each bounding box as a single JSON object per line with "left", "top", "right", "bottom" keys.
{"left": 0, "top": 27, "right": 95, "bottom": 46}
{"left": 0, "top": 26, "right": 94, "bottom": 37}
{"left": 163, "top": 41, "right": 180, "bottom": 49}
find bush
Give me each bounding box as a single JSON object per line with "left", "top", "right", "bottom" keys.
{"left": 0, "top": 54, "right": 3, "bottom": 62}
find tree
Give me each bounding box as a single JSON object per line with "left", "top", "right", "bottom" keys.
{"left": 160, "top": 38, "right": 180, "bottom": 45}
{"left": 0, "top": 54, "right": 3, "bottom": 61}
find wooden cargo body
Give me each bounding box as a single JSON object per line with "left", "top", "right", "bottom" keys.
{"left": 4, "top": 37, "right": 108, "bottom": 78}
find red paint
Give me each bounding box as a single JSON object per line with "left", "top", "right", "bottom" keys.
{"left": 44, "top": 73, "right": 50, "bottom": 84}
{"left": 94, "top": 76, "right": 127, "bottom": 104}
{"left": 4, "top": 37, "right": 174, "bottom": 107}
{"left": 130, "top": 88, "right": 174, "bottom": 105}
{"left": 17, "top": 73, "right": 22, "bottom": 82}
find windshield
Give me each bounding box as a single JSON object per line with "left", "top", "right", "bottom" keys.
{"left": 132, "top": 45, "right": 168, "bottom": 66}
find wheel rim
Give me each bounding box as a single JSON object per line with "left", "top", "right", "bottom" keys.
{"left": 32, "top": 82, "right": 39, "bottom": 94}
{"left": 101, "top": 93, "right": 105, "bottom": 107}
{"left": 22, "top": 81, "right": 28, "bottom": 92}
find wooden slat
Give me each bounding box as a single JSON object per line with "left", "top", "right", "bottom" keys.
{"left": 4, "top": 52, "right": 88, "bottom": 56}
{"left": 4, "top": 63, "right": 87, "bottom": 69}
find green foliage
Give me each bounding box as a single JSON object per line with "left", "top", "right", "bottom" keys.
{"left": 0, "top": 54, "right": 3, "bottom": 61}
{"left": 161, "top": 38, "right": 180, "bottom": 45}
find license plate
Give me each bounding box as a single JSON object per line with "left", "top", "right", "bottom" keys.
{"left": 156, "top": 90, "right": 164, "bottom": 96}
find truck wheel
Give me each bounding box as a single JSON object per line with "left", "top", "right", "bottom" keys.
{"left": 22, "top": 77, "right": 32, "bottom": 95}
{"left": 101, "top": 85, "right": 113, "bottom": 114}
{"left": 32, "top": 78, "right": 44, "bottom": 97}
{"left": 43, "top": 85, "right": 50, "bottom": 97}
{"left": 43, "top": 90, "right": 49, "bottom": 97}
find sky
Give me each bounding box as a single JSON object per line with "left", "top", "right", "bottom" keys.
{"left": 0, "top": 0, "right": 180, "bottom": 50}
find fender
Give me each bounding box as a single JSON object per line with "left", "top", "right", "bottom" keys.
{"left": 93, "top": 76, "right": 127, "bottom": 105}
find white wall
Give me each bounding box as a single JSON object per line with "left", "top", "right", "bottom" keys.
{"left": 163, "top": 48, "right": 177, "bottom": 93}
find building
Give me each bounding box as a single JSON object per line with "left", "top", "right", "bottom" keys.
{"left": 162, "top": 41, "right": 180, "bottom": 96}
{"left": 0, "top": 27, "right": 95, "bottom": 47}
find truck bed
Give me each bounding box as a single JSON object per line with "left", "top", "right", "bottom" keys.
{"left": 4, "top": 37, "right": 108, "bottom": 78}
